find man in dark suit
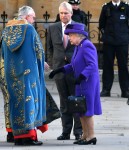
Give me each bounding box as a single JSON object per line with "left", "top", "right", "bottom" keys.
{"left": 47, "top": 1, "right": 82, "bottom": 140}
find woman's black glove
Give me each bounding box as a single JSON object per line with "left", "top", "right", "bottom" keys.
{"left": 49, "top": 67, "right": 64, "bottom": 79}
{"left": 75, "top": 74, "right": 86, "bottom": 85}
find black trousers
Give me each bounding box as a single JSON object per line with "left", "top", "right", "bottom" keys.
{"left": 55, "top": 74, "right": 82, "bottom": 136}
{"left": 102, "top": 44, "right": 129, "bottom": 92}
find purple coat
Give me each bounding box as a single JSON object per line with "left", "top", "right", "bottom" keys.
{"left": 64, "top": 39, "right": 102, "bottom": 116}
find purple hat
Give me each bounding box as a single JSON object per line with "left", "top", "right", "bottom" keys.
{"left": 64, "top": 23, "right": 88, "bottom": 37}
{"left": 68, "top": 0, "right": 81, "bottom": 5}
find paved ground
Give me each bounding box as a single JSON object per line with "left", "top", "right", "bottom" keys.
{"left": 0, "top": 78, "right": 129, "bottom": 150}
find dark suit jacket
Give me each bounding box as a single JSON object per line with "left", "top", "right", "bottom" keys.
{"left": 47, "top": 21, "right": 75, "bottom": 79}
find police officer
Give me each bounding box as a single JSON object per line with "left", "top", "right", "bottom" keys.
{"left": 99, "top": 0, "right": 129, "bottom": 99}
{"left": 55, "top": 0, "right": 87, "bottom": 26}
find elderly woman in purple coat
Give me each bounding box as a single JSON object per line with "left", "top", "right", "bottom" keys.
{"left": 49, "top": 23, "right": 102, "bottom": 145}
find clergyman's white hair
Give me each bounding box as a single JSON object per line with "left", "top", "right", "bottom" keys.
{"left": 18, "top": 6, "right": 35, "bottom": 17}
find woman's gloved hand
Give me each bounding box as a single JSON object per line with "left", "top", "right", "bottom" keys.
{"left": 75, "top": 74, "right": 86, "bottom": 84}
{"left": 49, "top": 67, "right": 64, "bottom": 79}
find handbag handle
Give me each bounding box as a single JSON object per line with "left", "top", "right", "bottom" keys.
{"left": 72, "top": 61, "right": 84, "bottom": 96}
{"left": 80, "top": 83, "right": 84, "bottom": 96}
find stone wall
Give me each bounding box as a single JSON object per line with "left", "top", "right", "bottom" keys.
{"left": 0, "top": 0, "right": 128, "bottom": 21}
{"left": 0, "top": 0, "right": 129, "bottom": 69}
{"left": 0, "top": 0, "right": 129, "bottom": 43}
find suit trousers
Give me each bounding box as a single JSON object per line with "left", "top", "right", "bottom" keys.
{"left": 55, "top": 73, "right": 82, "bottom": 136}
{"left": 102, "top": 44, "right": 129, "bottom": 92}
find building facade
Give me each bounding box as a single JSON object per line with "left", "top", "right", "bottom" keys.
{"left": 0, "top": 0, "right": 128, "bottom": 41}
{"left": 0, "top": 0, "right": 129, "bottom": 68}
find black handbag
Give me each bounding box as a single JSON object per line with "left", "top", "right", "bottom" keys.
{"left": 67, "top": 95, "right": 87, "bottom": 113}
{"left": 67, "top": 63, "right": 87, "bottom": 113}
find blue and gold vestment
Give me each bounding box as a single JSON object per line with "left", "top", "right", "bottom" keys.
{"left": 1, "top": 19, "right": 46, "bottom": 136}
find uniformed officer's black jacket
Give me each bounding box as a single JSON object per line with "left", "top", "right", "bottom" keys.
{"left": 72, "top": 9, "right": 87, "bottom": 25}
{"left": 99, "top": 1, "right": 129, "bottom": 45}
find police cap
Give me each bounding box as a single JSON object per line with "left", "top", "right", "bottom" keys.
{"left": 68, "top": 0, "right": 81, "bottom": 5}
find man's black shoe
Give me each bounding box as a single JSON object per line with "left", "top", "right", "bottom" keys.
{"left": 15, "top": 138, "right": 43, "bottom": 146}
{"left": 75, "top": 134, "right": 82, "bottom": 140}
{"left": 7, "top": 132, "right": 14, "bottom": 143}
{"left": 121, "top": 91, "right": 129, "bottom": 98}
{"left": 100, "top": 90, "right": 110, "bottom": 97}
{"left": 73, "top": 139, "right": 83, "bottom": 144}
{"left": 57, "top": 134, "right": 70, "bottom": 140}
{"left": 23, "top": 138, "right": 43, "bottom": 146}
{"left": 14, "top": 139, "right": 23, "bottom": 145}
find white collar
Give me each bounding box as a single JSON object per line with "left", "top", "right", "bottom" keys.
{"left": 112, "top": 1, "right": 120, "bottom": 6}
{"left": 62, "top": 20, "right": 72, "bottom": 28}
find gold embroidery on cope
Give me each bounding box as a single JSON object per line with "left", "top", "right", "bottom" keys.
{"left": 9, "top": 60, "right": 25, "bottom": 131}
{"left": 31, "top": 82, "right": 36, "bottom": 88}
{"left": 2, "top": 24, "right": 28, "bottom": 52}
{"left": 35, "top": 35, "right": 43, "bottom": 60}
{"left": 30, "top": 110, "right": 34, "bottom": 115}
{"left": 26, "top": 96, "right": 32, "bottom": 102}
{"left": 14, "top": 116, "right": 24, "bottom": 126}
{"left": 0, "top": 61, "right": 10, "bottom": 128}
{"left": 21, "top": 60, "right": 24, "bottom": 63}
{"left": 35, "top": 99, "right": 38, "bottom": 102}
{"left": 24, "top": 69, "right": 30, "bottom": 75}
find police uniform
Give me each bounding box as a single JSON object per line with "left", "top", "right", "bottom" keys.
{"left": 69, "top": 0, "right": 87, "bottom": 25}
{"left": 72, "top": 9, "right": 87, "bottom": 25}
{"left": 99, "top": 1, "right": 129, "bottom": 97}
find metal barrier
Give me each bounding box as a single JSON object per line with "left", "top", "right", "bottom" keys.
{"left": 0, "top": 11, "right": 103, "bottom": 68}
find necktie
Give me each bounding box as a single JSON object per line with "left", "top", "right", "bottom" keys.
{"left": 63, "top": 25, "right": 68, "bottom": 48}
{"left": 63, "top": 34, "right": 68, "bottom": 48}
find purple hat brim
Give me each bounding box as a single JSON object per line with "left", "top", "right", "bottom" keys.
{"left": 64, "top": 29, "right": 88, "bottom": 37}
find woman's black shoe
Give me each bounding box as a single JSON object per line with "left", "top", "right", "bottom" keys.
{"left": 78, "top": 137, "right": 97, "bottom": 145}
{"left": 15, "top": 138, "right": 43, "bottom": 146}
{"left": 7, "top": 132, "right": 14, "bottom": 142}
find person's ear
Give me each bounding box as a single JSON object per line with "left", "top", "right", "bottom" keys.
{"left": 25, "top": 15, "right": 29, "bottom": 20}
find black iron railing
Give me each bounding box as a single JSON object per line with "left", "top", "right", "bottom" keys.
{"left": 0, "top": 11, "right": 103, "bottom": 68}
